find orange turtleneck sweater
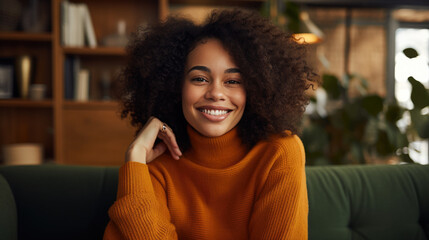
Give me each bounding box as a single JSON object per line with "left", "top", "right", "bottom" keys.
{"left": 103, "top": 126, "right": 308, "bottom": 240}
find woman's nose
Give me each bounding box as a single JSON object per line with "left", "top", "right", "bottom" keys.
{"left": 204, "top": 81, "right": 225, "bottom": 101}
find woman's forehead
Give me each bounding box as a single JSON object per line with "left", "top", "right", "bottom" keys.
{"left": 186, "top": 39, "right": 237, "bottom": 67}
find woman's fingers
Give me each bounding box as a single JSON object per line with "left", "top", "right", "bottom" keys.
{"left": 158, "top": 128, "right": 182, "bottom": 160}
{"left": 131, "top": 117, "right": 159, "bottom": 150}
{"left": 126, "top": 117, "right": 182, "bottom": 164}
{"left": 162, "top": 123, "right": 182, "bottom": 152}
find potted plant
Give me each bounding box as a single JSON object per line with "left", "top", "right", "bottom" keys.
{"left": 301, "top": 48, "right": 429, "bottom": 165}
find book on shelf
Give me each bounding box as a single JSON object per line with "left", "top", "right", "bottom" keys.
{"left": 75, "top": 69, "right": 90, "bottom": 101}
{"left": 61, "top": 1, "right": 97, "bottom": 47}
{"left": 82, "top": 4, "right": 97, "bottom": 48}
{"left": 64, "top": 56, "right": 91, "bottom": 101}
{"left": 0, "top": 58, "right": 14, "bottom": 99}
{"left": 64, "top": 56, "right": 79, "bottom": 99}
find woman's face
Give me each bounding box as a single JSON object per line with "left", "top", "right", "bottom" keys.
{"left": 182, "top": 38, "right": 246, "bottom": 137}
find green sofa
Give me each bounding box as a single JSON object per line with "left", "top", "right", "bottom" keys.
{"left": 0, "top": 164, "right": 428, "bottom": 240}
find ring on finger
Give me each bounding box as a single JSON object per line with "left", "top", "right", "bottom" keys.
{"left": 160, "top": 123, "right": 168, "bottom": 133}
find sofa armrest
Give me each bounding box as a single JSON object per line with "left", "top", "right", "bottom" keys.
{"left": 307, "top": 164, "right": 429, "bottom": 240}
{"left": 0, "top": 174, "right": 17, "bottom": 240}
{"left": 0, "top": 165, "right": 118, "bottom": 240}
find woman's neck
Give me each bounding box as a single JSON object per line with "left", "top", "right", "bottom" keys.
{"left": 184, "top": 125, "right": 248, "bottom": 169}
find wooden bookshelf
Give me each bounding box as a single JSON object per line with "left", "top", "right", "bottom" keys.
{"left": 63, "top": 100, "right": 120, "bottom": 110}
{"left": 1, "top": 0, "right": 266, "bottom": 166}
{"left": 56, "top": 0, "right": 158, "bottom": 165}
{"left": 0, "top": 32, "right": 53, "bottom": 42}
{"left": 0, "top": 0, "right": 151, "bottom": 165}
{"left": 0, "top": 99, "right": 53, "bottom": 108}
{"left": 168, "top": 0, "right": 265, "bottom": 6}
{"left": 63, "top": 47, "right": 126, "bottom": 56}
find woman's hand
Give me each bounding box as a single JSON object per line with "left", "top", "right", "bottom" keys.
{"left": 126, "top": 117, "right": 182, "bottom": 164}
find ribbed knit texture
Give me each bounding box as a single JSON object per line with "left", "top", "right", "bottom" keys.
{"left": 104, "top": 126, "right": 308, "bottom": 240}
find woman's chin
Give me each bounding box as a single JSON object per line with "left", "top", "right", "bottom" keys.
{"left": 193, "top": 125, "right": 234, "bottom": 138}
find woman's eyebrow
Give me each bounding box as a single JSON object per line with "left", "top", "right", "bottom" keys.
{"left": 187, "top": 66, "right": 210, "bottom": 74}
{"left": 225, "top": 68, "right": 241, "bottom": 74}
{"left": 187, "top": 66, "right": 241, "bottom": 74}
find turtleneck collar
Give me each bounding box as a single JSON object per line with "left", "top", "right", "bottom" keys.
{"left": 184, "top": 125, "right": 248, "bottom": 169}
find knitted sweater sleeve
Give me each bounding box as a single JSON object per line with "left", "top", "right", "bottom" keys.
{"left": 103, "top": 161, "right": 177, "bottom": 240}
{"left": 249, "top": 135, "right": 309, "bottom": 239}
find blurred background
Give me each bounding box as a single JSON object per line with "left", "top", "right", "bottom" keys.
{"left": 0, "top": 0, "right": 428, "bottom": 166}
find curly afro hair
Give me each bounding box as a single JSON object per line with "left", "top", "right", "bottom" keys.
{"left": 120, "top": 8, "right": 318, "bottom": 151}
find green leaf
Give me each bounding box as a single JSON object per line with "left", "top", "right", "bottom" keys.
{"left": 363, "top": 118, "right": 379, "bottom": 144}
{"left": 386, "top": 122, "right": 408, "bottom": 148}
{"left": 301, "top": 124, "right": 329, "bottom": 154}
{"left": 342, "top": 74, "right": 350, "bottom": 89}
{"left": 345, "top": 101, "right": 361, "bottom": 122}
{"left": 385, "top": 104, "right": 404, "bottom": 123}
{"left": 348, "top": 73, "right": 369, "bottom": 94}
{"left": 322, "top": 74, "right": 341, "bottom": 100}
{"left": 330, "top": 108, "right": 347, "bottom": 129}
{"left": 259, "top": 2, "right": 270, "bottom": 19}
{"left": 409, "top": 109, "right": 429, "bottom": 139}
{"left": 356, "top": 74, "right": 369, "bottom": 90}
{"left": 403, "top": 48, "right": 419, "bottom": 59}
{"left": 397, "top": 130, "right": 409, "bottom": 148}
{"left": 284, "top": 1, "right": 300, "bottom": 33}
{"left": 409, "top": 77, "right": 429, "bottom": 109}
{"left": 375, "top": 130, "right": 395, "bottom": 156}
{"left": 361, "top": 95, "right": 384, "bottom": 117}
{"left": 351, "top": 142, "right": 365, "bottom": 164}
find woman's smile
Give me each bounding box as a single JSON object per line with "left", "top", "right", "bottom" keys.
{"left": 197, "top": 106, "right": 233, "bottom": 121}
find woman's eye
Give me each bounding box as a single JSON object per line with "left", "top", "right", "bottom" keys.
{"left": 225, "top": 80, "right": 241, "bottom": 85}
{"left": 191, "top": 77, "right": 208, "bottom": 83}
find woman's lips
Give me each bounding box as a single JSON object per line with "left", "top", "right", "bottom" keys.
{"left": 197, "top": 107, "right": 232, "bottom": 122}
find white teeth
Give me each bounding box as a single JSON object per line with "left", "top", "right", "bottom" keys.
{"left": 201, "top": 109, "right": 228, "bottom": 116}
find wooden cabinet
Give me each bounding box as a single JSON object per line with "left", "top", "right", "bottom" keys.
{"left": 56, "top": 0, "right": 159, "bottom": 165}
{"left": 1, "top": 0, "right": 157, "bottom": 165}
{"left": 0, "top": 28, "right": 55, "bottom": 162}
{"left": 0, "top": 0, "right": 264, "bottom": 165}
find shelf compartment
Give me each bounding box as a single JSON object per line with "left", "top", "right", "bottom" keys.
{"left": 63, "top": 47, "right": 126, "bottom": 56}
{"left": 169, "top": 0, "right": 265, "bottom": 6}
{"left": 63, "top": 100, "right": 121, "bottom": 110}
{"left": 0, "top": 32, "right": 52, "bottom": 42}
{"left": 0, "top": 99, "right": 53, "bottom": 108}
{"left": 0, "top": 107, "right": 54, "bottom": 162}
{"left": 62, "top": 105, "right": 134, "bottom": 165}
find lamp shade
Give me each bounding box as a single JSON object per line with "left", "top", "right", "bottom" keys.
{"left": 293, "top": 11, "right": 324, "bottom": 44}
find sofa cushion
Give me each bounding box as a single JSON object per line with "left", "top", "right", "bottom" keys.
{"left": 307, "top": 164, "right": 429, "bottom": 240}
{"left": 1, "top": 163, "right": 428, "bottom": 240}
{"left": 0, "top": 173, "right": 17, "bottom": 240}
{"left": 0, "top": 165, "right": 118, "bottom": 240}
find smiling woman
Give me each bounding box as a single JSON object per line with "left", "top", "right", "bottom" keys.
{"left": 104, "top": 8, "right": 318, "bottom": 240}
{"left": 182, "top": 39, "right": 246, "bottom": 137}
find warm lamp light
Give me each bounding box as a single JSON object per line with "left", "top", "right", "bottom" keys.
{"left": 293, "top": 33, "right": 321, "bottom": 44}
{"left": 293, "top": 11, "right": 324, "bottom": 44}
